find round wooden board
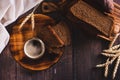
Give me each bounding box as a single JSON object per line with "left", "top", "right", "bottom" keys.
{"left": 9, "top": 14, "right": 65, "bottom": 71}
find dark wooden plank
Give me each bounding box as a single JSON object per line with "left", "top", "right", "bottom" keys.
{"left": 44, "top": 68, "right": 54, "bottom": 80}
{"left": 72, "top": 24, "right": 109, "bottom": 80}
{"left": 16, "top": 61, "right": 45, "bottom": 80}
{"left": 31, "top": 71, "right": 45, "bottom": 80}
{"left": 51, "top": 45, "right": 73, "bottom": 80}
{"left": 0, "top": 46, "right": 16, "bottom": 80}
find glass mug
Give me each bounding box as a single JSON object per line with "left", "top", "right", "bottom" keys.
{"left": 24, "top": 38, "right": 45, "bottom": 59}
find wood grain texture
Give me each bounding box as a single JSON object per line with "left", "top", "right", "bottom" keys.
{"left": 1, "top": 21, "right": 120, "bottom": 80}
{"left": 1, "top": 0, "right": 120, "bottom": 80}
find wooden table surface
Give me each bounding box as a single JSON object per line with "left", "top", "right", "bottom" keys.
{"left": 1, "top": 0, "right": 120, "bottom": 80}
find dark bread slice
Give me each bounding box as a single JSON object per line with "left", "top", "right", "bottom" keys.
{"left": 35, "top": 24, "right": 64, "bottom": 48}
{"left": 52, "top": 21, "right": 71, "bottom": 46}
{"left": 69, "top": 0, "right": 113, "bottom": 37}
{"left": 34, "top": 14, "right": 71, "bottom": 47}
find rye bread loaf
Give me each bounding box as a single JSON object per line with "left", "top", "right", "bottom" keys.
{"left": 69, "top": 0, "right": 113, "bottom": 37}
